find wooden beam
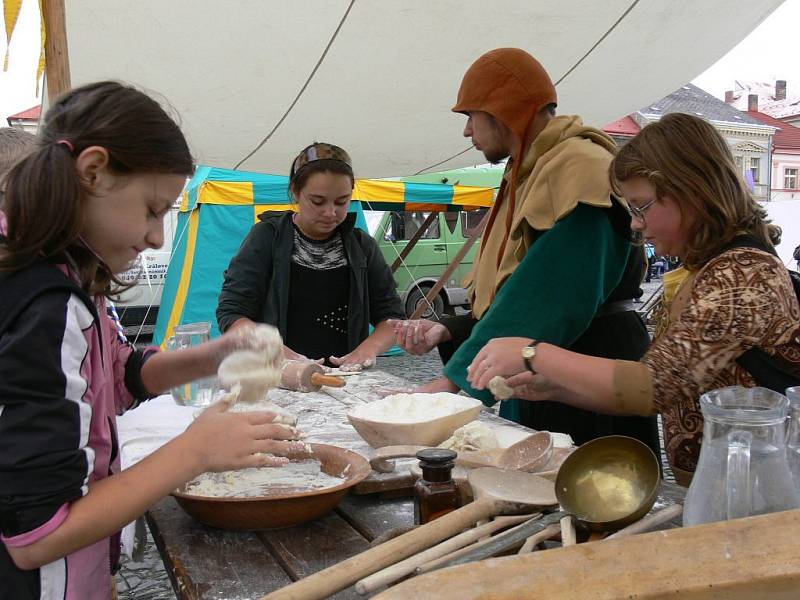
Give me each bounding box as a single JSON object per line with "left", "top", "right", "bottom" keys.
{"left": 42, "top": 0, "right": 71, "bottom": 103}
{"left": 376, "top": 508, "right": 800, "bottom": 599}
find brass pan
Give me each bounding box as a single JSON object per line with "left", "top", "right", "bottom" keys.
{"left": 555, "top": 435, "right": 660, "bottom": 532}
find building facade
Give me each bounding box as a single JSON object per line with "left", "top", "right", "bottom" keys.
{"left": 604, "top": 84, "right": 775, "bottom": 201}
{"left": 746, "top": 109, "right": 800, "bottom": 202}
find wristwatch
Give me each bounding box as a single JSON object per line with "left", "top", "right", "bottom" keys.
{"left": 521, "top": 340, "right": 542, "bottom": 373}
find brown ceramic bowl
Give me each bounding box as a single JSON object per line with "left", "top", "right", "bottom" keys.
{"left": 172, "top": 443, "right": 370, "bottom": 530}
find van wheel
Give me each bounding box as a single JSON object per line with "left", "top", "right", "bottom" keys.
{"left": 405, "top": 286, "right": 445, "bottom": 320}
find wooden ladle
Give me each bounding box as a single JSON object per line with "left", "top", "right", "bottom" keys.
{"left": 260, "top": 467, "right": 557, "bottom": 600}
{"left": 371, "top": 431, "right": 553, "bottom": 473}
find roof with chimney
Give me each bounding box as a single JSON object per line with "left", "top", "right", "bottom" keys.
{"left": 639, "top": 84, "right": 767, "bottom": 127}
{"left": 746, "top": 111, "right": 800, "bottom": 151}
{"left": 759, "top": 97, "right": 800, "bottom": 120}
{"left": 725, "top": 80, "right": 800, "bottom": 120}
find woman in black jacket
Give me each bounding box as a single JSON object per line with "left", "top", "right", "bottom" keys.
{"left": 216, "top": 143, "right": 404, "bottom": 369}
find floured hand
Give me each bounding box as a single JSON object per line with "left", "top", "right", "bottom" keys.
{"left": 505, "top": 372, "right": 565, "bottom": 402}
{"left": 329, "top": 352, "right": 375, "bottom": 372}
{"left": 374, "top": 386, "right": 415, "bottom": 398}
{"left": 186, "top": 400, "right": 307, "bottom": 471}
{"left": 374, "top": 377, "right": 459, "bottom": 397}
{"left": 388, "top": 318, "right": 450, "bottom": 355}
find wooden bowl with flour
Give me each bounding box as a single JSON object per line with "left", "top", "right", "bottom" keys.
{"left": 172, "top": 443, "right": 370, "bottom": 530}
{"left": 346, "top": 392, "right": 483, "bottom": 448}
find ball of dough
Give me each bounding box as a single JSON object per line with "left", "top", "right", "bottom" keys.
{"left": 488, "top": 375, "right": 514, "bottom": 401}
{"left": 439, "top": 421, "right": 500, "bottom": 452}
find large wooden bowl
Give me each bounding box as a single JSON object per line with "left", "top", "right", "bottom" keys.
{"left": 347, "top": 394, "right": 483, "bottom": 448}
{"left": 172, "top": 444, "right": 370, "bottom": 530}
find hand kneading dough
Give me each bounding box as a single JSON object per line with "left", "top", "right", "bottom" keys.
{"left": 439, "top": 421, "right": 500, "bottom": 452}
{"left": 488, "top": 375, "right": 514, "bottom": 401}
{"left": 218, "top": 324, "right": 283, "bottom": 403}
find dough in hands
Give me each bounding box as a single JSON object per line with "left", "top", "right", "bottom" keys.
{"left": 439, "top": 421, "right": 500, "bottom": 452}
{"left": 218, "top": 324, "right": 283, "bottom": 403}
{"left": 488, "top": 375, "right": 514, "bottom": 401}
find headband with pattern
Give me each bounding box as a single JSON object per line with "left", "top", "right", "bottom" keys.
{"left": 290, "top": 142, "right": 352, "bottom": 181}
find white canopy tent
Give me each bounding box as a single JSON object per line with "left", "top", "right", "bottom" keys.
{"left": 764, "top": 200, "right": 800, "bottom": 267}
{"left": 59, "top": 0, "right": 784, "bottom": 178}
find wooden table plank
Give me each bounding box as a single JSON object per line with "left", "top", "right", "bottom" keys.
{"left": 147, "top": 497, "right": 292, "bottom": 600}
{"left": 256, "top": 511, "right": 373, "bottom": 599}
{"left": 336, "top": 493, "right": 415, "bottom": 542}
{"left": 375, "top": 508, "right": 800, "bottom": 600}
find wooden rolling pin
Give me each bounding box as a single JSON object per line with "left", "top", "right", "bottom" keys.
{"left": 279, "top": 360, "right": 345, "bottom": 392}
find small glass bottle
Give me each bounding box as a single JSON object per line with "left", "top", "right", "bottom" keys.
{"left": 414, "top": 448, "right": 461, "bottom": 525}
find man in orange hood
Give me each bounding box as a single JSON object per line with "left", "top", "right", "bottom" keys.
{"left": 392, "top": 48, "right": 659, "bottom": 455}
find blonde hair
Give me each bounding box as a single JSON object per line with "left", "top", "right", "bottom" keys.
{"left": 611, "top": 112, "right": 779, "bottom": 271}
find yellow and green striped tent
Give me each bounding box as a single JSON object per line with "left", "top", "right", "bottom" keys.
{"left": 154, "top": 166, "right": 494, "bottom": 345}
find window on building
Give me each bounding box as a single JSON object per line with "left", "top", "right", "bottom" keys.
{"left": 748, "top": 157, "right": 760, "bottom": 183}
{"left": 385, "top": 211, "right": 440, "bottom": 241}
{"left": 785, "top": 168, "right": 798, "bottom": 190}
{"left": 461, "top": 208, "right": 488, "bottom": 237}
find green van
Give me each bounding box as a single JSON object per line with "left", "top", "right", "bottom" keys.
{"left": 371, "top": 209, "right": 488, "bottom": 319}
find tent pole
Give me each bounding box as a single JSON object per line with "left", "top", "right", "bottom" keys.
{"left": 390, "top": 211, "right": 439, "bottom": 273}
{"left": 410, "top": 209, "right": 490, "bottom": 320}
{"left": 42, "top": 0, "right": 71, "bottom": 102}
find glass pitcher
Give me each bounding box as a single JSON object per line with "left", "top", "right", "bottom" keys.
{"left": 166, "top": 322, "right": 216, "bottom": 407}
{"left": 683, "top": 386, "right": 800, "bottom": 526}
{"left": 786, "top": 387, "right": 800, "bottom": 494}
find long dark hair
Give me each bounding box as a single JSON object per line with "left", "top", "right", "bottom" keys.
{"left": 611, "top": 112, "right": 779, "bottom": 271}
{"left": 0, "top": 81, "right": 193, "bottom": 296}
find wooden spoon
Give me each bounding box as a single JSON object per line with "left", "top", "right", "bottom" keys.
{"left": 259, "top": 467, "right": 556, "bottom": 600}
{"left": 370, "top": 431, "right": 553, "bottom": 473}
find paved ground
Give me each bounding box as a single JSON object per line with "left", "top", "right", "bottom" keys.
{"left": 118, "top": 277, "right": 668, "bottom": 599}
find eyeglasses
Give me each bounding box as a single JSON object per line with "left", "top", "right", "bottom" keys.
{"left": 626, "top": 197, "right": 657, "bottom": 222}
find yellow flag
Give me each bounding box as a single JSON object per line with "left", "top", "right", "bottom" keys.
{"left": 3, "top": 0, "right": 24, "bottom": 71}
{"left": 36, "top": 0, "right": 44, "bottom": 95}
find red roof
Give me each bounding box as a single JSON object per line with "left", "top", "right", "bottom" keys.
{"left": 7, "top": 105, "right": 41, "bottom": 121}
{"left": 603, "top": 115, "right": 640, "bottom": 137}
{"left": 746, "top": 110, "right": 800, "bottom": 151}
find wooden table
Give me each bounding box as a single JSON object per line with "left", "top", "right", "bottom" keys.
{"left": 145, "top": 369, "right": 686, "bottom": 599}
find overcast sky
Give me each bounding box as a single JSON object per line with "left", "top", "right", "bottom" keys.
{"left": 2, "top": 1, "right": 799, "bottom": 123}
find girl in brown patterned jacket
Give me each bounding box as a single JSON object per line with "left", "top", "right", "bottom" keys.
{"left": 466, "top": 112, "right": 800, "bottom": 485}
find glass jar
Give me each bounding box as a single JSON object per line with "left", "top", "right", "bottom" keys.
{"left": 166, "top": 322, "right": 216, "bottom": 406}
{"left": 413, "top": 448, "right": 461, "bottom": 525}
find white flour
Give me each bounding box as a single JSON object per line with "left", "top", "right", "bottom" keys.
{"left": 184, "top": 459, "right": 344, "bottom": 498}
{"left": 349, "top": 392, "right": 478, "bottom": 423}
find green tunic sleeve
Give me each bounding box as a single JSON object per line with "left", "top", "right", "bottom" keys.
{"left": 443, "top": 203, "right": 631, "bottom": 422}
